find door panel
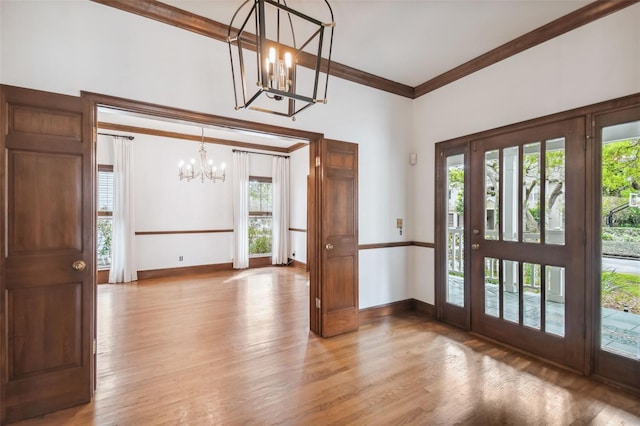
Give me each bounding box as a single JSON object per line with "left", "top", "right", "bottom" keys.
{"left": 8, "top": 284, "right": 82, "bottom": 379}
{"left": 313, "top": 139, "right": 359, "bottom": 337}
{"left": 470, "top": 118, "right": 586, "bottom": 372}
{"left": 1, "top": 85, "right": 93, "bottom": 423}
{"left": 10, "top": 151, "right": 83, "bottom": 253}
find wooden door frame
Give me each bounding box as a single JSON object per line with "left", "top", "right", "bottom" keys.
{"left": 0, "top": 85, "right": 7, "bottom": 424}
{"left": 308, "top": 140, "right": 321, "bottom": 333}
{"left": 81, "top": 90, "right": 325, "bottom": 333}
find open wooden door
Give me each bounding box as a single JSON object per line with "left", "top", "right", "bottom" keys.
{"left": 309, "top": 139, "right": 359, "bottom": 337}
{"left": 0, "top": 85, "right": 94, "bottom": 423}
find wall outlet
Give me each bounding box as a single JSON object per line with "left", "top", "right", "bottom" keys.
{"left": 179, "top": 256, "right": 183, "bottom": 261}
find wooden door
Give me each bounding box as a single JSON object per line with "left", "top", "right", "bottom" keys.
{"left": 469, "top": 117, "right": 587, "bottom": 372}
{"left": 309, "top": 139, "right": 359, "bottom": 337}
{"left": 0, "top": 85, "right": 94, "bottom": 423}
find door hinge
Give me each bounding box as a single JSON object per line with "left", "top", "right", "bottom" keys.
{"left": 315, "top": 297, "right": 321, "bottom": 309}
{"left": 315, "top": 156, "right": 320, "bottom": 167}
{"left": 93, "top": 338, "right": 97, "bottom": 356}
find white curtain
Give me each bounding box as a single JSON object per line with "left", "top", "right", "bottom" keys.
{"left": 233, "top": 151, "right": 250, "bottom": 269}
{"left": 109, "top": 136, "right": 137, "bottom": 283}
{"left": 272, "top": 156, "right": 290, "bottom": 265}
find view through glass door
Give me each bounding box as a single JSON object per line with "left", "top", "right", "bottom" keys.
{"left": 436, "top": 142, "right": 470, "bottom": 330}
{"left": 594, "top": 106, "right": 640, "bottom": 390}
{"left": 469, "top": 118, "right": 587, "bottom": 372}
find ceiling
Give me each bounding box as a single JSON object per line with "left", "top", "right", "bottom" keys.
{"left": 98, "top": 107, "right": 306, "bottom": 151}
{"left": 163, "top": 0, "right": 591, "bottom": 88}
{"left": 98, "top": 0, "right": 599, "bottom": 149}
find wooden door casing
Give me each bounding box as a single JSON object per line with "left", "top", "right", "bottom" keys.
{"left": 1, "top": 85, "right": 94, "bottom": 424}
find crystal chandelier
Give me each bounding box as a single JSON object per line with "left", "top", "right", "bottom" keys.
{"left": 178, "top": 129, "right": 226, "bottom": 183}
{"left": 227, "top": 0, "right": 335, "bottom": 119}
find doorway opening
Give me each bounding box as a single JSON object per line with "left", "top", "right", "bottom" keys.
{"left": 84, "top": 91, "right": 324, "bottom": 391}
{"left": 93, "top": 106, "right": 312, "bottom": 282}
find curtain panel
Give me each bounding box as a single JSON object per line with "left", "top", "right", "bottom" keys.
{"left": 233, "top": 151, "right": 250, "bottom": 269}
{"left": 109, "top": 136, "right": 137, "bottom": 283}
{"left": 272, "top": 156, "right": 290, "bottom": 265}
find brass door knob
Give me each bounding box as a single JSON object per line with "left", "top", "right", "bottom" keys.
{"left": 72, "top": 260, "right": 86, "bottom": 271}
{"left": 326, "top": 243, "right": 334, "bottom": 251}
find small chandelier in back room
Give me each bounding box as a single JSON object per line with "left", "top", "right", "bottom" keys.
{"left": 227, "top": 0, "right": 335, "bottom": 119}
{"left": 178, "top": 128, "right": 226, "bottom": 183}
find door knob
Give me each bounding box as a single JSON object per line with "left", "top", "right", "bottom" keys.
{"left": 72, "top": 260, "right": 86, "bottom": 271}
{"left": 471, "top": 243, "right": 480, "bottom": 250}
{"left": 325, "top": 243, "right": 334, "bottom": 251}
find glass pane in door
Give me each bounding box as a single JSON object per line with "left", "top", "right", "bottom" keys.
{"left": 545, "top": 265, "right": 565, "bottom": 337}
{"left": 446, "top": 154, "right": 465, "bottom": 307}
{"left": 485, "top": 150, "right": 499, "bottom": 240}
{"left": 523, "top": 262, "right": 542, "bottom": 329}
{"left": 502, "top": 147, "right": 519, "bottom": 242}
{"left": 600, "top": 120, "right": 640, "bottom": 359}
{"left": 484, "top": 257, "right": 499, "bottom": 317}
{"left": 502, "top": 259, "right": 519, "bottom": 323}
{"left": 523, "top": 143, "right": 541, "bottom": 243}
{"left": 545, "top": 138, "right": 565, "bottom": 245}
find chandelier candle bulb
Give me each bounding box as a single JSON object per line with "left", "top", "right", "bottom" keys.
{"left": 278, "top": 60, "right": 288, "bottom": 92}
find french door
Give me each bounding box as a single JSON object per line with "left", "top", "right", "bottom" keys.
{"left": 470, "top": 117, "right": 587, "bottom": 371}
{"left": 441, "top": 117, "right": 588, "bottom": 372}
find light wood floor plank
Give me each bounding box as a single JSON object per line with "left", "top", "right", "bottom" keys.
{"left": 12, "top": 267, "right": 640, "bottom": 425}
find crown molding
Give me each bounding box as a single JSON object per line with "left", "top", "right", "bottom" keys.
{"left": 414, "top": 0, "right": 640, "bottom": 97}
{"left": 90, "top": 0, "right": 414, "bottom": 98}
{"left": 90, "top": 0, "right": 638, "bottom": 100}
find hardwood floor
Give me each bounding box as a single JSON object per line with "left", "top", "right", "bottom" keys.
{"left": 13, "top": 267, "right": 640, "bottom": 425}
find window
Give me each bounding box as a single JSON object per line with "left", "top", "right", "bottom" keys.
{"left": 248, "top": 176, "right": 272, "bottom": 255}
{"left": 97, "top": 165, "right": 113, "bottom": 269}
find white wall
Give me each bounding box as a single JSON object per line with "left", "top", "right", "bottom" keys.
{"left": 410, "top": 4, "right": 640, "bottom": 304}
{"left": 7, "top": 1, "right": 633, "bottom": 310}
{"left": 1, "top": 0, "right": 413, "bottom": 306}
{"left": 97, "top": 134, "right": 291, "bottom": 271}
